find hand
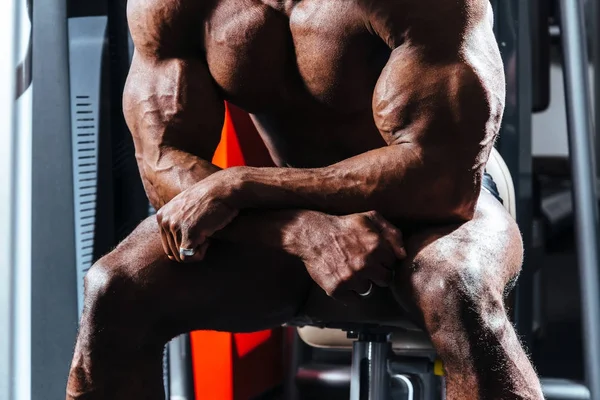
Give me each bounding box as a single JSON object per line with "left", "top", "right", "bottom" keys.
{"left": 156, "top": 177, "right": 239, "bottom": 263}
{"left": 297, "top": 211, "right": 406, "bottom": 301}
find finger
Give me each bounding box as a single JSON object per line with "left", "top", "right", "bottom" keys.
{"left": 179, "top": 229, "right": 205, "bottom": 263}
{"left": 179, "top": 229, "right": 207, "bottom": 262}
{"left": 375, "top": 243, "right": 397, "bottom": 270}
{"left": 368, "top": 214, "right": 407, "bottom": 259}
{"left": 159, "top": 226, "right": 173, "bottom": 259}
{"left": 182, "top": 240, "right": 210, "bottom": 263}
{"left": 158, "top": 222, "right": 175, "bottom": 260}
{"left": 156, "top": 213, "right": 172, "bottom": 259}
{"left": 164, "top": 224, "right": 182, "bottom": 262}
{"left": 173, "top": 225, "right": 183, "bottom": 252}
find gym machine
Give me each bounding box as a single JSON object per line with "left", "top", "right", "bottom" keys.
{"left": 66, "top": 0, "right": 193, "bottom": 398}
{"left": 2, "top": 0, "right": 192, "bottom": 397}
{"left": 2, "top": 0, "right": 600, "bottom": 398}
{"left": 559, "top": 0, "right": 600, "bottom": 398}
{"left": 290, "top": 0, "right": 599, "bottom": 398}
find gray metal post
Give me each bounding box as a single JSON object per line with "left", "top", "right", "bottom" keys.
{"left": 0, "top": 1, "right": 17, "bottom": 399}
{"left": 594, "top": 0, "right": 600, "bottom": 167}
{"left": 559, "top": 1, "right": 600, "bottom": 399}
{"left": 169, "top": 335, "right": 194, "bottom": 400}
{"left": 32, "top": 0, "right": 79, "bottom": 397}
{"left": 350, "top": 340, "right": 391, "bottom": 400}
{"left": 492, "top": 0, "right": 536, "bottom": 346}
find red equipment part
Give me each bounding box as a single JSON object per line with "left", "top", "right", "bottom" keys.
{"left": 191, "top": 103, "right": 282, "bottom": 400}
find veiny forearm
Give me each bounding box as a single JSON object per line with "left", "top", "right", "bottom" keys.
{"left": 140, "top": 149, "right": 220, "bottom": 210}
{"left": 212, "top": 209, "right": 325, "bottom": 255}
{"left": 229, "top": 143, "right": 479, "bottom": 223}
{"left": 143, "top": 150, "right": 323, "bottom": 254}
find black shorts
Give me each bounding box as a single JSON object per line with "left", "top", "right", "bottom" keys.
{"left": 482, "top": 171, "right": 503, "bottom": 204}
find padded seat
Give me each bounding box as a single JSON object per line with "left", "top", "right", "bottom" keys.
{"left": 298, "top": 325, "right": 434, "bottom": 352}
{"left": 297, "top": 148, "right": 516, "bottom": 352}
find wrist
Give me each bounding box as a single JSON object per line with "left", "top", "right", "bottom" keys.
{"left": 215, "top": 167, "right": 250, "bottom": 208}
{"left": 281, "top": 210, "right": 331, "bottom": 259}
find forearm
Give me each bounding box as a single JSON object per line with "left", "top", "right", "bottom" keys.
{"left": 214, "top": 208, "right": 324, "bottom": 256}
{"left": 143, "top": 149, "right": 321, "bottom": 253}
{"left": 229, "top": 143, "right": 479, "bottom": 223}
{"left": 140, "top": 149, "right": 220, "bottom": 209}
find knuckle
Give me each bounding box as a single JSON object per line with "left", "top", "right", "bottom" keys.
{"left": 365, "top": 233, "right": 382, "bottom": 252}
{"left": 365, "top": 210, "right": 380, "bottom": 220}
{"left": 338, "top": 268, "right": 355, "bottom": 283}
{"left": 179, "top": 224, "right": 191, "bottom": 238}
{"left": 345, "top": 213, "right": 363, "bottom": 226}
{"left": 158, "top": 214, "right": 169, "bottom": 227}
{"left": 385, "top": 223, "right": 399, "bottom": 234}
{"left": 352, "top": 257, "right": 368, "bottom": 272}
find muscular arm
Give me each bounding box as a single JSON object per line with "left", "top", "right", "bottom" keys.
{"left": 123, "top": 53, "right": 222, "bottom": 209}
{"left": 124, "top": 2, "right": 320, "bottom": 253}
{"left": 222, "top": 1, "right": 504, "bottom": 223}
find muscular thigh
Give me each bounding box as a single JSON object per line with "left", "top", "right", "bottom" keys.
{"left": 299, "top": 191, "right": 522, "bottom": 328}
{"left": 401, "top": 191, "right": 522, "bottom": 295}
{"left": 98, "top": 216, "right": 313, "bottom": 334}
{"left": 98, "top": 192, "right": 519, "bottom": 335}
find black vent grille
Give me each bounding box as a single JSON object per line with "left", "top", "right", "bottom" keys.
{"left": 73, "top": 95, "right": 98, "bottom": 277}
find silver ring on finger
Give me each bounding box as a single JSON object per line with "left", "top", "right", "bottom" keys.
{"left": 179, "top": 247, "right": 196, "bottom": 258}
{"left": 358, "top": 282, "right": 373, "bottom": 297}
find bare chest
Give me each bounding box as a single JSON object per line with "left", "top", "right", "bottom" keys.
{"left": 202, "top": 0, "right": 390, "bottom": 113}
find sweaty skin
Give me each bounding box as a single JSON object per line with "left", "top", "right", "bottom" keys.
{"left": 66, "top": 1, "right": 544, "bottom": 399}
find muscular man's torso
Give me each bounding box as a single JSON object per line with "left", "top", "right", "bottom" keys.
{"left": 130, "top": 0, "right": 501, "bottom": 169}
{"left": 205, "top": 0, "right": 391, "bottom": 167}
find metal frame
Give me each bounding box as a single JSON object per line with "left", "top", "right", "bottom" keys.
{"left": 31, "top": 0, "right": 79, "bottom": 398}
{"left": 13, "top": 0, "right": 33, "bottom": 399}
{"left": 349, "top": 338, "right": 391, "bottom": 400}
{"left": 595, "top": 0, "right": 600, "bottom": 172}
{"left": 0, "top": 0, "right": 17, "bottom": 399}
{"left": 490, "top": 0, "right": 536, "bottom": 346}
{"left": 67, "top": 15, "right": 108, "bottom": 317}
{"left": 558, "top": 0, "right": 600, "bottom": 398}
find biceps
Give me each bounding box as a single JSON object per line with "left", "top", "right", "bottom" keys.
{"left": 372, "top": 50, "right": 501, "bottom": 156}
{"left": 123, "top": 53, "right": 225, "bottom": 162}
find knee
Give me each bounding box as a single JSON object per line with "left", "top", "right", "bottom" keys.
{"left": 83, "top": 260, "right": 117, "bottom": 306}
{"left": 413, "top": 261, "right": 508, "bottom": 339}
{"left": 81, "top": 257, "right": 151, "bottom": 337}
{"left": 84, "top": 258, "right": 130, "bottom": 310}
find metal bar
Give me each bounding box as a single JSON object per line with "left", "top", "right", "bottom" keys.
{"left": 0, "top": 0, "right": 17, "bottom": 398}
{"left": 168, "top": 335, "right": 194, "bottom": 400}
{"left": 13, "top": 0, "right": 33, "bottom": 399}
{"left": 390, "top": 375, "right": 414, "bottom": 400}
{"left": 31, "top": 0, "right": 79, "bottom": 397}
{"left": 493, "top": 0, "right": 536, "bottom": 347}
{"left": 559, "top": 1, "right": 600, "bottom": 398}
{"left": 594, "top": 0, "right": 600, "bottom": 173}
{"left": 350, "top": 340, "right": 391, "bottom": 400}
{"left": 366, "top": 342, "right": 390, "bottom": 400}
{"left": 350, "top": 341, "right": 363, "bottom": 400}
